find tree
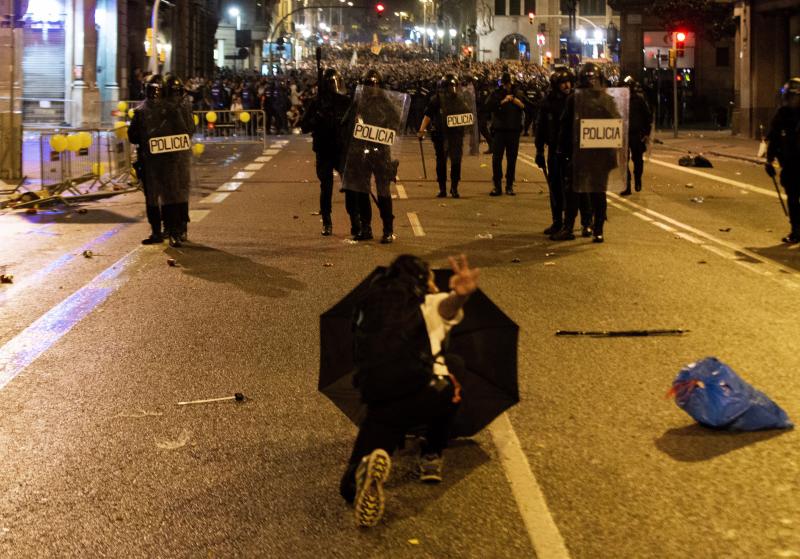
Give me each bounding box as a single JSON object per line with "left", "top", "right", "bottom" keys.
{"left": 648, "top": 0, "right": 737, "bottom": 41}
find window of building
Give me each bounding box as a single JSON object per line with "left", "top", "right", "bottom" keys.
{"left": 495, "top": 0, "right": 506, "bottom": 16}
{"left": 524, "top": 0, "right": 535, "bottom": 14}
{"left": 716, "top": 46, "right": 730, "bottom": 67}
{"left": 579, "top": 0, "right": 605, "bottom": 16}
{"left": 510, "top": 0, "right": 520, "bottom": 16}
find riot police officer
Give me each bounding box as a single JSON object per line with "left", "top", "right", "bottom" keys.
{"left": 341, "top": 69, "right": 406, "bottom": 244}
{"left": 485, "top": 72, "right": 526, "bottom": 196}
{"left": 128, "top": 74, "right": 195, "bottom": 248}
{"left": 765, "top": 77, "right": 800, "bottom": 244}
{"left": 301, "top": 68, "right": 351, "bottom": 236}
{"left": 620, "top": 76, "right": 652, "bottom": 196}
{"left": 417, "top": 74, "right": 471, "bottom": 199}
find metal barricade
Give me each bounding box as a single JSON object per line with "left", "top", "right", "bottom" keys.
{"left": 39, "top": 129, "right": 103, "bottom": 195}
{"left": 193, "top": 109, "right": 267, "bottom": 148}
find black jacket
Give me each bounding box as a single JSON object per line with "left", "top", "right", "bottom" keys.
{"left": 766, "top": 106, "right": 800, "bottom": 168}
{"left": 535, "top": 91, "right": 570, "bottom": 153}
{"left": 485, "top": 87, "right": 525, "bottom": 131}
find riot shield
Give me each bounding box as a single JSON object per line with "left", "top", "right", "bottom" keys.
{"left": 341, "top": 85, "right": 410, "bottom": 198}
{"left": 438, "top": 85, "right": 478, "bottom": 156}
{"left": 571, "top": 87, "right": 630, "bottom": 193}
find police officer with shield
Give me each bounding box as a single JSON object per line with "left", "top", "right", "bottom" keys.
{"left": 765, "top": 78, "right": 800, "bottom": 244}
{"left": 341, "top": 70, "right": 409, "bottom": 244}
{"left": 129, "top": 74, "right": 196, "bottom": 248}
{"left": 556, "top": 63, "right": 627, "bottom": 243}
{"left": 619, "top": 76, "right": 652, "bottom": 196}
{"left": 417, "top": 74, "right": 473, "bottom": 199}
{"left": 301, "top": 69, "right": 351, "bottom": 236}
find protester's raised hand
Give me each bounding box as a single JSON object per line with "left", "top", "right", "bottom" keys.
{"left": 448, "top": 254, "right": 480, "bottom": 296}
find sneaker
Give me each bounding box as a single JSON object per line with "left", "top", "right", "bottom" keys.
{"left": 550, "top": 228, "right": 576, "bottom": 241}
{"left": 581, "top": 226, "right": 593, "bottom": 238}
{"left": 354, "top": 449, "right": 391, "bottom": 528}
{"left": 141, "top": 234, "right": 164, "bottom": 245}
{"left": 418, "top": 454, "right": 443, "bottom": 484}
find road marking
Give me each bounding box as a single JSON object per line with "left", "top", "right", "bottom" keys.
{"left": 201, "top": 192, "right": 231, "bottom": 204}
{"left": 264, "top": 149, "right": 280, "bottom": 156}
{"left": 245, "top": 163, "right": 263, "bottom": 171}
{"left": 232, "top": 171, "right": 254, "bottom": 180}
{"left": 189, "top": 210, "right": 210, "bottom": 223}
{"left": 396, "top": 184, "right": 408, "bottom": 199}
{"left": 216, "top": 181, "right": 242, "bottom": 192}
{"left": 653, "top": 221, "right": 676, "bottom": 233}
{"left": 0, "top": 248, "right": 141, "bottom": 392}
{"left": 490, "top": 414, "right": 570, "bottom": 559}
{"left": 255, "top": 156, "right": 272, "bottom": 162}
{"left": 673, "top": 231, "right": 703, "bottom": 244}
{"left": 274, "top": 139, "right": 289, "bottom": 144}
{"left": 407, "top": 212, "right": 425, "bottom": 236}
{"left": 649, "top": 157, "right": 783, "bottom": 200}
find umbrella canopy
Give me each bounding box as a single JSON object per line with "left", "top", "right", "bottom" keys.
{"left": 319, "top": 267, "right": 519, "bottom": 437}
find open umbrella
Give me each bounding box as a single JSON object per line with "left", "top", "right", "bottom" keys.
{"left": 319, "top": 267, "right": 519, "bottom": 438}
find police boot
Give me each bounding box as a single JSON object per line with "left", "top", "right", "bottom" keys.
{"left": 592, "top": 218, "right": 605, "bottom": 244}
{"left": 321, "top": 214, "right": 333, "bottom": 236}
{"left": 634, "top": 176, "right": 643, "bottom": 192}
{"left": 355, "top": 221, "right": 373, "bottom": 241}
{"left": 450, "top": 184, "right": 460, "bottom": 198}
{"left": 141, "top": 229, "right": 164, "bottom": 245}
{"left": 437, "top": 184, "right": 447, "bottom": 198}
{"left": 377, "top": 196, "right": 395, "bottom": 244}
{"left": 490, "top": 183, "right": 502, "bottom": 197}
{"left": 142, "top": 205, "right": 164, "bottom": 245}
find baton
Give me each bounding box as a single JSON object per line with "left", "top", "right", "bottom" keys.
{"left": 555, "top": 329, "right": 689, "bottom": 337}
{"left": 177, "top": 393, "right": 245, "bottom": 405}
{"left": 770, "top": 175, "right": 788, "bottom": 216}
{"left": 418, "top": 137, "right": 427, "bottom": 179}
{"left": 542, "top": 162, "right": 549, "bottom": 183}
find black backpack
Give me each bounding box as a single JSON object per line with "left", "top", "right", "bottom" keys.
{"left": 352, "top": 273, "right": 434, "bottom": 405}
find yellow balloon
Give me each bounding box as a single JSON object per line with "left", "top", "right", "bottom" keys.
{"left": 78, "top": 131, "right": 92, "bottom": 149}
{"left": 239, "top": 111, "right": 251, "bottom": 123}
{"left": 206, "top": 111, "right": 217, "bottom": 123}
{"left": 117, "top": 101, "right": 128, "bottom": 112}
{"left": 130, "top": 166, "right": 137, "bottom": 178}
{"left": 49, "top": 134, "right": 67, "bottom": 153}
{"left": 91, "top": 162, "right": 106, "bottom": 175}
{"left": 113, "top": 121, "right": 128, "bottom": 140}
{"left": 66, "top": 134, "right": 82, "bottom": 152}
{"left": 192, "top": 143, "right": 205, "bottom": 156}
{"left": 128, "top": 109, "right": 135, "bottom": 119}
{"left": 193, "top": 114, "right": 199, "bottom": 126}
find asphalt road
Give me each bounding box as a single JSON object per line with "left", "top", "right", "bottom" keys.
{"left": 0, "top": 133, "right": 798, "bottom": 559}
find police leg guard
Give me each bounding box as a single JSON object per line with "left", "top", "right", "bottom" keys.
{"left": 377, "top": 195, "right": 394, "bottom": 243}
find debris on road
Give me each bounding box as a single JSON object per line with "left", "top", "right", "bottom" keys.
{"left": 669, "top": 357, "right": 793, "bottom": 431}
{"left": 679, "top": 155, "right": 713, "bottom": 168}
{"left": 511, "top": 258, "right": 521, "bottom": 263}
{"left": 544, "top": 262, "right": 556, "bottom": 266}
{"left": 0, "top": 274, "right": 13, "bottom": 284}
{"left": 341, "top": 239, "right": 358, "bottom": 245}
{"left": 475, "top": 233, "right": 493, "bottom": 240}
{"left": 177, "top": 393, "right": 246, "bottom": 406}
{"left": 167, "top": 258, "right": 178, "bottom": 267}
{"left": 293, "top": 215, "right": 299, "bottom": 219}
{"left": 310, "top": 211, "right": 320, "bottom": 216}
{"left": 545, "top": 252, "right": 556, "bottom": 257}
{"left": 698, "top": 260, "right": 708, "bottom": 264}
{"left": 323, "top": 262, "right": 334, "bottom": 267}
{"left": 77, "top": 208, "right": 88, "bottom": 214}
{"left": 408, "top": 539, "right": 420, "bottom": 545}
{"left": 556, "top": 329, "right": 689, "bottom": 337}
{"left": 83, "top": 250, "right": 93, "bottom": 258}
{"left": 115, "top": 410, "right": 164, "bottom": 419}
{"left": 719, "top": 227, "right": 732, "bottom": 232}
{"left": 155, "top": 429, "right": 191, "bottom": 450}
{"left": 690, "top": 196, "right": 705, "bottom": 204}
{"left": 685, "top": 183, "right": 694, "bottom": 188}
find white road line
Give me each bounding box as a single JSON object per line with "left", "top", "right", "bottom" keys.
{"left": 201, "top": 192, "right": 231, "bottom": 204}
{"left": 407, "top": 212, "right": 425, "bottom": 236}
{"left": 490, "top": 414, "right": 570, "bottom": 559}
{"left": 632, "top": 211, "right": 654, "bottom": 222}
{"left": 673, "top": 231, "right": 703, "bottom": 244}
{"left": 255, "top": 156, "right": 272, "bottom": 162}
{"left": 216, "top": 181, "right": 242, "bottom": 192}
{"left": 274, "top": 139, "right": 289, "bottom": 144}
{"left": 653, "top": 221, "right": 676, "bottom": 233}
{"left": 649, "top": 157, "right": 782, "bottom": 200}
{"left": 264, "top": 149, "right": 280, "bottom": 155}
{"left": 189, "top": 210, "right": 210, "bottom": 223}
{"left": 396, "top": 184, "right": 408, "bottom": 199}
{"left": 245, "top": 163, "right": 263, "bottom": 171}
{"left": 232, "top": 171, "right": 254, "bottom": 180}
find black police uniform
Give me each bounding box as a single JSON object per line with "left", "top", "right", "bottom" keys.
{"left": 424, "top": 92, "right": 469, "bottom": 198}
{"left": 485, "top": 80, "right": 525, "bottom": 195}
{"left": 766, "top": 100, "right": 800, "bottom": 242}
{"left": 622, "top": 91, "right": 652, "bottom": 194}
{"left": 476, "top": 79, "right": 494, "bottom": 153}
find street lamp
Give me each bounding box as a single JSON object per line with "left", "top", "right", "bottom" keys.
{"left": 448, "top": 28, "right": 456, "bottom": 39}
{"left": 228, "top": 6, "right": 241, "bottom": 31}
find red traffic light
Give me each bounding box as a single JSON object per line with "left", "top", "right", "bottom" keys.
{"left": 376, "top": 3, "right": 385, "bottom": 12}
{"left": 675, "top": 31, "right": 686, "bottom": 42}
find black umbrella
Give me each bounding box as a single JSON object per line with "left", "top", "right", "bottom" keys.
{"left": 319, "top": 267, "right": 519, "bottom": 438}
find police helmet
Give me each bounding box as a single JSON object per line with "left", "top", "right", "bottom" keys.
{"left": 499, "top": 72, "right": 514, "bottom": 88}
{"left": 549, "top": 66, "right": 574, "bottom": 89}
{"left": 440, "top": 73, "right": 459, "bottom": 94}
{"left": 576, "top": 63, "right": 602, "bottom": 88}
{"left": 322, "top": 68, "right": 344, "bottom": 94}
{"left": 361, "top": 69, "right": 383, "bottom": 88}
{"left": 163, "top": 75, "right": 184, "bottom": 98}
{"left": 145, "top": 74, "right": 163, "bottom": 100}
{"left": 781, "top": 77, "right": 800, "bottom": 102}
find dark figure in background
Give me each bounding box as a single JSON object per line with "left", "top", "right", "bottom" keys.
{"left": 536, "top": 67, "right": 576, "bottom": 236}
{"left": 300, "top": 69, "right": 351, "bottom": 236}
{"left": 128, "top": 74, "right": 195, "bottom": 248}
{"left": 556, "top": 62, "right": 621, "bottom": 243}
{"left": 620, "top": 76, "right": 653, "bottom": 196}
{"left": 418, "top": 74, "right": 471, "bottom": 199}
{"left": 475, "top": 76, "right": 494, "bottom": 154}
{"left": 340, "top": 254, "right": 478, "bottom": 528}
{"left": 485, "top": 72, "right": 526, "bottom": 196}
{"left": 522, "top": 81, "right": 540, "bottom": 136}
{"left": 765, "top": 78, "right": 800, "bottom": 244}
{"left": 341, "top": 70, "right": 404, "bottom": 244}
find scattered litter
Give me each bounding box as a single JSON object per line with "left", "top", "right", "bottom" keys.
{"left": 719, "top": 227, "right": 732, "bottom": 232}
{"left": 475, "top": 233, "right": 493, "bottom": 240}
{"left": 557, "top": 329, "right": 688, "bottom": 337}
{"left": 155, "top": 429, "right": 191, "bottom": 450}
{"left": 475, "top": 212, "right": 482, "bottom": 217}
{"left": 522, "top": 178, "right": 528, "bottom": 182}
{"left": 293, "top": 215, "right": 299, "bottom": 219}
{"left": 685, "top": 183, "right": 694, "bottom": 188}
{"left": 302, "top": 179, "right": 310, "bottom": 183}
{"left": 342, "top": 239, "right": 358, "bottom": 245}
{"left": 82, "top": 250, "right": 93, "bottom": 258}
{"left": 323, "top": 262, "right": 334, "bottom": 267}
{"left": 669, "top": 357, "right": 793, "bottom": 431}
{"left": 698, "top": 260, "right": 707, "bottom": 264}
{"left": 690, "top": 196, "right": 705, "bottom": 204}
{"left": 0, "top": 274, "right": 13, "bottom": 284}
{"left": 545, "top": 252, "right": 556, "bottom": 257}
{"left": 177, "top": 393, "right": 245, "bottom": 406}
{"left": 479, "top": 163, "right": 487, "bottom": 168}
{"left": 77, "top": 208, "right": 88, "bottom": 214}
{"left": 167, "top": 258, "right": 178, "bottom": 267}
{"left": 511, "top": 258, "right": 521, "bottom": 263}
{"left": 310, "top": 211, "right": 320, "bottom": 216}
{"left": 439, "top": 203, "right": 447, "bottom": 207}
{"left": 735, "top": 171, "right": 742, "bottom": 176}
{"left": 491, "top": 223, "right": 498, "bottom": 227}
{"left": 408, "top": 539, "right": 420, "bottom": 545}
{"left": 679, "top": 155, "right": 713, "bottom": 168}
{"left": 115, "top": 410, "right": 163, "bottom": 419}
{"left": 766, "top": 229, "right": 773, "bottom": 233}
{"left": 544, "top": 261, "right": 556, "bottom": 266}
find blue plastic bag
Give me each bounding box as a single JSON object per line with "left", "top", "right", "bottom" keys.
{"left": 671, "top": 357, "right": 793, "bottom": 431}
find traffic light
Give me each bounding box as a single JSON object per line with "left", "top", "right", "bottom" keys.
{"left": 528, "top": 12, "right": 535, "bottom": 25}
{"left": 376, "top": 3, "right": 385, "bottom": 18}
{"left": 675, "top": 31, "right": 686, "bottom": 57}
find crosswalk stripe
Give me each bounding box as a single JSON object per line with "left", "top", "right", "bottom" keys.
{"left": 201, "top": 192, "right": 231, "bottom": 204}
{"left": 245, "top": 163, "right": 263, "bottom": 171}
{"left": 407, "top": 212, "right": 425, "bottom": 236}
{"left": 232, "top": 171, "right": 254, "bottom": 180}
{"left": 216, "top": 182, "right": 242, "bottom": 192}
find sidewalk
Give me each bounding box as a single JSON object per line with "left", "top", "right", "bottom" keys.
{"left": 652, "top": 129, "right": 765, "bottom": 164}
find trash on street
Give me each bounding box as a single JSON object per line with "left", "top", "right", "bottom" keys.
{"left": 556, "top": 329, "right": 689, "bottom": 337}
{"left": 83, "top": 250, "right": 93, "bottom": 258}
{"left": 476, "top": 233, "right": 493, "bottom": 240}
{"left": 177, "top": 393, "right": 246, "bottom": 406}
{"left": 690, "top": 197, "right": 705, "bottom": 203}
{"left": 167, "top": 258, "right": 178, "bottom": 267}
{"left": 0, "top": 274, "right": 14, "bottom": 284}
